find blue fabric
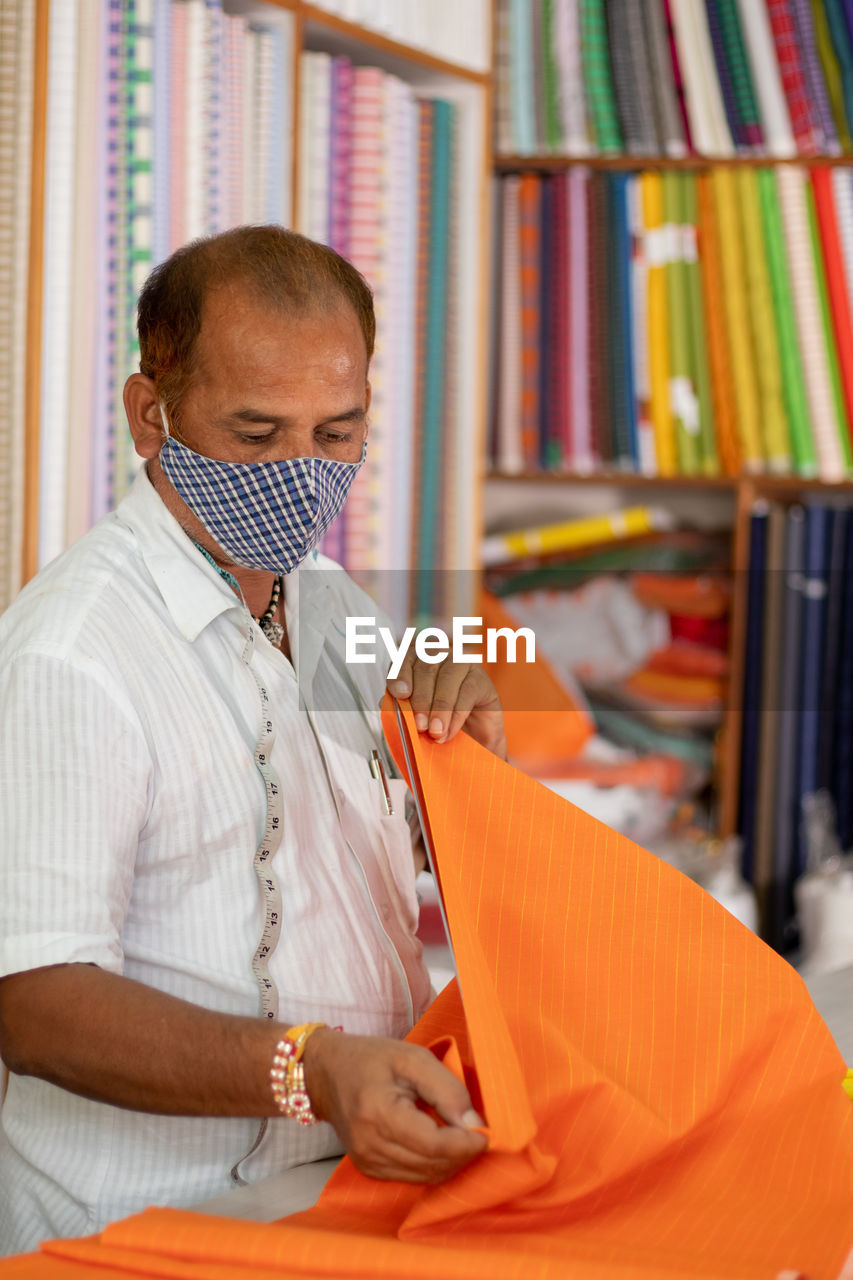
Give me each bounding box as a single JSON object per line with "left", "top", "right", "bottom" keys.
{"left": 739, "top": 505, "right": 768, "bottom": 886}
{"left": 159, "top": 437, "right": 365, "bottom": 574}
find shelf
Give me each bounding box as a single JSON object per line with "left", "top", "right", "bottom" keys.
{"left": 485, "top": 471, "right": 853, "bottom": 493}
{"left": 297, "top": 2, "right": 490, "bottom": 83}
{"left": 495, "top": 154, "right": 853, "bottom": 172}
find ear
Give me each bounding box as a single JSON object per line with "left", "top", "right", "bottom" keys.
{"left": 124, "top": 374, "right": 167, "bottom": 460}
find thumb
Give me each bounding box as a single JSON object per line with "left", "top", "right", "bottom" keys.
{"left": 404, "top": 1047, "right": 485, "bottom": 1130}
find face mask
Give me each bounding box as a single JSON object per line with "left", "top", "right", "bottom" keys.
{"left": 157, "top": 406, "right": 365, "bottom": 574}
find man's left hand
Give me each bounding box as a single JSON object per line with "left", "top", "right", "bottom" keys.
{"left": 387, "top": 656, "right": 507, "bottom": 760}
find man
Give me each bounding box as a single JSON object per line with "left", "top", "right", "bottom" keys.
{"left": 0, "top": 226, "right": 504, "bottom": 1253}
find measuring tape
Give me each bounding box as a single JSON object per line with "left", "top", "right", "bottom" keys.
{"left": 191, "top": 547, "right": 287, "bottom": 1182}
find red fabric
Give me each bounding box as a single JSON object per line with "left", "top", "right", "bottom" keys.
{"left": 813, "top": 165, "right": 853, "bottom": 451}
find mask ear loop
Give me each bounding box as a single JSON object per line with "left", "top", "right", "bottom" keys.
{"left": 158, "top": 402, "right": 171, "bottom": 438}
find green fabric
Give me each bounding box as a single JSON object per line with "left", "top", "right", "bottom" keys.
{"left": 663, "top": 173, "right": 701, "bottom": 475}
{"left": 824, "top": 0, "right": 853, "bottom": 146}
{"left": 681, "top": 175, "right": 718, "bottom": 475}
{"left": 579, "top": 0, "right": 622, "bottom": 152}
{"left": 755, "top": 168, "right": 817, "bottom": 477}
{"left": 808, "top": 181, "right": 853, "bottom": 473}
{"left": 542, "top": 0, "right": 562, "bottom": 151}
{"left": 715, "top": 0, "right": 762, "bottom": 131}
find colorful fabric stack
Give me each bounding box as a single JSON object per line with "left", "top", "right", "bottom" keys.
{"left": 495, "top": 0, "right": 853, "bottom": 157}
{"left": 0, "top": 0, "right": 35, "bottom": 612}
{"left": 298, "top": 52, "right": 464, "bottom": 619}
{"left": 738, "top": 499, "right": 853, "bottom": 949}
{"left": 492, "top": 165, "right": 853, "bottom": 480}
{"left": 34, "top": 0, "right": 294, "bottom": 573}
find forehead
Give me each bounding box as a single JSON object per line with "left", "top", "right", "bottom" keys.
{"left": 192, "top": 285, "right": 368, "bottom": 392}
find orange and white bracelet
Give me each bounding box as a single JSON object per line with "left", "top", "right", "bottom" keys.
{"left": 269, "top": 1022, "right": 327, "bottom": 1125}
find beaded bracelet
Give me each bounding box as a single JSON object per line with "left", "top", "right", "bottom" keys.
{"left": 269, "top": 1022, "right": 327, "bottom": 1125}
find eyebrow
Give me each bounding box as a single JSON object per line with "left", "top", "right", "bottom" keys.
{"left": 231, "top": 407, "right": 366, "bottom": 427}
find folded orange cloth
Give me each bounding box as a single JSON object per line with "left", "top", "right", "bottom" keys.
{"left": 8, "top": 698, "right": 853, "bottom": 1279}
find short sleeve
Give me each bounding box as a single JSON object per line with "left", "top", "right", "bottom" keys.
{"left": 0, "top": 652, "right": 151, "bottom": 979}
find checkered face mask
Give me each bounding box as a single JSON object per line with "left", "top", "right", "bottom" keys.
{"left": 158, "top": 426, "right": 365, "bottom": 574}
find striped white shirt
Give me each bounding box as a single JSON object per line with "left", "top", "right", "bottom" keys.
{"left": 0, "top": 468, "right": 432, "bottom": 1254}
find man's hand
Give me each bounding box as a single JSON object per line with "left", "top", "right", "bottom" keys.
{"left": 303, "top": 1028, "right": 488, "bottom": 1184}
{"left": 386, "top": 655, "right": 507, "bottom": 760}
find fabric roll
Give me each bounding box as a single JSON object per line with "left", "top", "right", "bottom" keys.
{"left": 496, "top": 177, "right": 524, "bottom": 474}
{"left": 579, "top": 0, "right": 622, "bottom": 152}
{"left": 545, "top": 175, "right": 570, "bottom": 467}
{"left": 519, "top": 173, "right": 542, "bottom": 469}
{"left": 739, "top": 502, "right": 769, "bottom": 883}
{"left": 736, "top": 0, "right": 796, "bottom": 156}
{"left": 737, "top": 168, "right": 791, "bottom": 472}
{"left": 813, "top": 165, "right": 853, "bottom": 463}
{"left": 824, "top": 0, "right": 853, "bottom": 147}
{"left": 789, "top": 0, "right": 842, "bottom": 151}
{"left": 569, "top": 168, "right": 592, "bottom": 470}
{"left": 811, "top": 0, "right": 853, "bottom": 150}
{"left": 680, "top": 175, "right": 717, "bottom": 474}
{"left": 766, "top": 0, "right": 823, "bottom": 154}
{"left": 541, "top": 0, "right": 562, "bottom": 151}
{"left": 509, "top": 0, "right": 536, "bottom": 154}
{"left": 605, "top": 0, "right": 659, "bottom": 154}
{"left": 756, "top": 167, "right": 817, "bottom": 476}
{"left": 641, "top": 171, "right": 676, "bottom": 475}
{"left": 537, "top": 175, "right": 554, "bottom": 466}
{"left": 808, "top": 181, "right": 853, "bottom": 475}
{"left": 663, "top": 0, "right": 695, "bottom": 151}
{"left": 628, "top": 175, "right": 657, "bottom": 473}
{"left": 669, "top": 0, "right": 733, "bottom": 155}
{"left": 696, "top": 172, "right": 742, "bottom": 475}
{"left": 642, "top": 0, "right": 686, "bottom": 156}
{"left": 663, "top": 172, "right": 700, "bottom": 474}
{"left": 710, "top": 0, "right": 764, "bottom": 148}
{"left": 586, "top": 173, "right": 610, "bottom": 464}
{"left": 753, "top": 503, "right": 787, "bottom": 938}
{"left": 553, "top": 0, "right": 593, "bottom": 154}
{"left": 530, "top": 0, "right": 548, "bottom": 150}
{"left": 832, "top": 167, "right": 853, "bottom": 325}
{"left": 711, "top": 167, "right": 763, "bottom": 469}
{"left": 493, "top": 0, "right": 514, "bottom": 154}
{"left": 608, "top": 172, "right": 637, "bottom": 466}
{"left": 704, "top": 0, "right": 748, "bottom": 148}
{"left": 776, "top": 166, "right": 846, "bottom": 481}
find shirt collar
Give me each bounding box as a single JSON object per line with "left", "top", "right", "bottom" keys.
{"left": 115, "top": 469, "right": 243, "bottom": 642}
{"left": 114, "top": 469, "right": 337, "bottom": 650}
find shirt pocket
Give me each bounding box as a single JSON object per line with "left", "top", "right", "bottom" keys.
{"left": 369, "top": 776, "right": 420, "bottom": 934}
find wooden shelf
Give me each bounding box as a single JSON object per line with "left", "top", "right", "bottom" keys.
{"left": 485, "top": 470, "right": 853, "bottom": 493}
{"left": 297, "top": 2, "right": 489, "bottom": 83}
{"left": 495, "top": 153, "right": 853, "bottom": 172}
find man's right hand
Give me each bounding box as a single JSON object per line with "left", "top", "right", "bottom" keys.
{"left": 303, "top": 1028, "right": 488, "bottom": 1184}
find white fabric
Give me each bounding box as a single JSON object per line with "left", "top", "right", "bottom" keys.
{"left": 0, "top": 468, "right": 432, "bottom": 1254}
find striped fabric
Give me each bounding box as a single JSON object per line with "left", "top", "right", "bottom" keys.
{"left": 713, "top": 0, "right": 763, "bottom": 147}
{"left": 736, "top": 0, "right": 796, "bottom": 156}
{"left": 519, "top": 174, "right": 542, "bottom": 467}
{"left": 605, "top": 0, "right": 658, "bottom": 154}
{"left": 767, "top": 0, "right": 823, "bottom": 154}
{"left": 642, "top": 0, "right": 686, "bottom": 156}
{"left": 25, "top": 696, "right": 853, "bottom": 1278}
{"left": 553, "top": 0, "right": 591, "bottom": 153}
{"left": 696, "top": 173, "right": 742, "bottom": 475}
{"left": 704, "top": 0, "right": 747, "bottom": 148}
{"left": 579, "top": 0, "right": 621, "bottom": 152}
{"left": 789, "top": 0, "right": 841, "bottom": 150}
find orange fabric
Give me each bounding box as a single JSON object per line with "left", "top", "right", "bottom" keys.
{"left": 622, "top": 668, "right": 724, "bottom": 709}
{"left": 8, "top": 698, "right": 853, "bottom": 1279}
{"left": 643, "top": 642, "right": 729, "bottom": 680}
{"left": 479, "top": 589, "right": 593, "bottom": 769}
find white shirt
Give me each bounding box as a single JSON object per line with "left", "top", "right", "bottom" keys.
{"left": 0, "top": 469, "right": 432, "bottom": 1254}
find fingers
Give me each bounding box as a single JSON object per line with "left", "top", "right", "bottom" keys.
{"left": 387, "top": 652, "right": 504, "bottom": 749}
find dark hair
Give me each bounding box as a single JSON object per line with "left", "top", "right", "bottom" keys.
{"left": 137, "top": 225, "right": 375, "bottom": 420}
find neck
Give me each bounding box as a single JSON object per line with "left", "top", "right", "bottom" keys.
{"left": 146, "top": 457, "right": 279, "bottom": 617}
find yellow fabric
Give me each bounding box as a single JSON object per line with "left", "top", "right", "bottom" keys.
{"left": 640, "top": 173, "right": 677, "bottom": 476}
{"left": 711, "top": 167, "right": 764, "bottom": 470}
{"left": 737, "top": 168, "right": 792, "bottom": 471}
